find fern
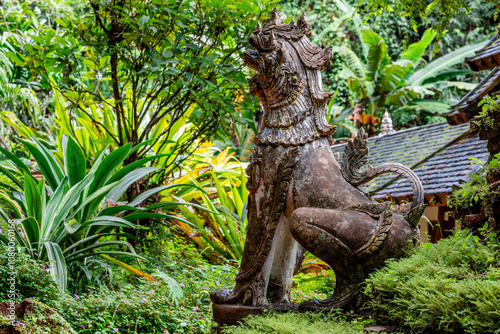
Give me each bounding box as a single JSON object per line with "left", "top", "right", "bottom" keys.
{"left": 152, "top": 270, "right": 184, "bottom": 306}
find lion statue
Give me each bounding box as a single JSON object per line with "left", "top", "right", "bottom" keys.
{"left": 211, "top": 8, "right": 425, "bottom": 311}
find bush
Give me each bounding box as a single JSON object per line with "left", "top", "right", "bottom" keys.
{"left": 0, "top": 244, "right": 59, "bottom": 306}
{"left": 58, "top": 283, "right": 200, "bottom": 334}
{"left": 365, "top": 229, "right": 500, "bottom": 333}
{"left": 448, "top": 152, "right": 500, "bottom": 218}
{"left": 57, "top": 236, "right": 238, "bottom": 333}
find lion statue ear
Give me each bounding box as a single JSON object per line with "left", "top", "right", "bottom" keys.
{"left": 296, "top": 12, "right": 312, "bottom": 37}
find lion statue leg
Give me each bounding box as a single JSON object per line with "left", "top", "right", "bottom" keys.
{"left": 211, "top": 145, "right": 302, "bottom": 306}
{"left": 290, "top": 204, "right": 415, "bottom": 310}
{"left": 266, "top": 215, "right": 304, "bottom": 304}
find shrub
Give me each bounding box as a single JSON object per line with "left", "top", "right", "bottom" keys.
{"left": 57, "top": 236, "right": 238, "bottom": 333}
{"left": 0, "top": 136, "right": 196, "bottom": 293}
{"left": 365, "top": 229, "right": 500, "bottom": 333}
{"left": 0, "top": 245, "right": 59, "bottom": 306}
{"left": 448, "top": 152, "right": 500, "bottom": 217}
{"left": 58, "top": 283, "right": 197, "bottom": 334}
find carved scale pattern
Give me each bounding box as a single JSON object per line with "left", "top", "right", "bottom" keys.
{"left": 348, "top": 202, "right": 393, "bottom": 258}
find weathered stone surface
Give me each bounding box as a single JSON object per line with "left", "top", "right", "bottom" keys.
{"left": 464, "top": 213, "right": 488, "bottom": 227}
{"left": 211, "top": 8, "right": 425, "bottom": 327}
{"left": 213, "top": 304, "right": 266, "bottom": 329}
{"left": 0, "top": 299, "right": 75, "bottom": 334}
{"left": 363, "top": 326, "right": 392, "bottom": 332}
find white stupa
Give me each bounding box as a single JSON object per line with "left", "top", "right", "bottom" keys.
{"left": 379, "top": 110, "right": 396, "bottom": 136}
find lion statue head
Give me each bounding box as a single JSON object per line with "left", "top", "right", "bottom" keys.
{"left": 244, "top": 8, "right": 336, "bottom": 146}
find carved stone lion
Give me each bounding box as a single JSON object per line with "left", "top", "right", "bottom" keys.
{"left": 211, "top": 8, "right": 425, "bottom": 312}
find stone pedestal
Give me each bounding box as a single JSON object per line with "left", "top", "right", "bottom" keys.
{"left": 213, "top": 304, "right": 266, "bottom": 330}
{"left": 212, "top": 303, "right": 298, "bottom": 332}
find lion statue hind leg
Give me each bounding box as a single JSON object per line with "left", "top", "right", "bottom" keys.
{"left": 290, "top": 203, "right": 415, "bottom": 310}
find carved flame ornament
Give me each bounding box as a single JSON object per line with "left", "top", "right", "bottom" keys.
{"left": 342, "top": 128, "right": 426, "bottom": 227}
{"left": 211, "top": 9, "right": 425, "bottom": 326}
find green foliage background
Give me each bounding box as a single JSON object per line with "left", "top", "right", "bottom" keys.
{"left": 0, "top": 0, "right": 499, "bottom": 333}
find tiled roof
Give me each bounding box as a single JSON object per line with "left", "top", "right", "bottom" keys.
{"left": 447, "top": 67, "right": 500, "bottom": 125}
{"left": 467, "top": 33, "right": 500, "bottom": 71}
{"left": 331, "top": 122, "right": 489, "bottom": 199}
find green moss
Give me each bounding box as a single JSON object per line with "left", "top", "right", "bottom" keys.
{"left": 366, "top": 230, "right": 500, "bottom": 333}
{"left": 223, "top": 311, "right": 369, "bottom": 334}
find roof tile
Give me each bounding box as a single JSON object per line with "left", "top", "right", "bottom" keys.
{"left": 331, "top": 122, "right": 489, "bottom": 199}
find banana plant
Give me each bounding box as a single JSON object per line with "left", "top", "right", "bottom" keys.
{"left": 0, "top": 135, "right": 201, "bottom": 292}
{"left": 337, "top": 29, "right": 488, "bottom": 126}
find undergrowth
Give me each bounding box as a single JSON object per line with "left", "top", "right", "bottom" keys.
{"left": 223, "top": 311, "right": 370, "bottom": 334}
{"left": 291, "top": 270, "right": 336, "bottom": 303}
{"left": 366, "top": 229, "right": 500, "bottom": 333}
{"left": 448, "top": 152, "right": 500, "bottom": 216}
{"left": 0, "top": 245, "right": 59, "bottom": 306}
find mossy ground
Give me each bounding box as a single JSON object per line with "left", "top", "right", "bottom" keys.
{"left": 222, "top": 311, "right": 371, "bottom": 334}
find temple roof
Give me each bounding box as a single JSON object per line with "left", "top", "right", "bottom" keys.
{"left": 331, "top": 122, "right": 488, "bottom": 201}
{"left": 447, "top": 67, "right": 500, "bottom": 125}
{"left": 467, "top": 33, "right": 500, "bottom": 71}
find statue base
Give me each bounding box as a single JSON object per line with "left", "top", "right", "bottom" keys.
{"left": 212, "top": 303, "right": 298, "bottom": 333}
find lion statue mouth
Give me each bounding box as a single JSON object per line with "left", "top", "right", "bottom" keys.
{"left": 243, "top": 49, "right": 260, "bottom": 72}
